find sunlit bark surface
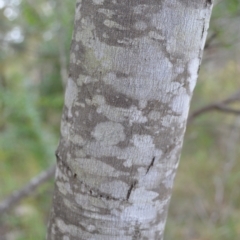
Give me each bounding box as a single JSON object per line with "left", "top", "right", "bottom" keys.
{"left": 47, "top": 0, "right": 213, "bottom": 239}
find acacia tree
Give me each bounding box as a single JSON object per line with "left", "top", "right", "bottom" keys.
{"left": 47, "top": 0, "right": 213, "bottom": 239}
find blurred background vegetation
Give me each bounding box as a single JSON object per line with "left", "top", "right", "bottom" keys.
{"left": 0, "top": 0, "right": 239, "bottom": 239}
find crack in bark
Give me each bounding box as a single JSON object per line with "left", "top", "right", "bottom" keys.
{"left": 75, "top": 178, "right": 123, "bottom": 202}
{"left": 201, "top": 25, "right": 205, "bottom": 40}
{"left": 56, "top": 158, "right": 127, "bottom": 202}
{"left": 145, "top": 157, "right": 155, "bottom": 174}
{"left": 126, "top": 181, "right": 137, "bottom": 201}
{"left": 55, "top": 157, "right": 122, "bottom": 201}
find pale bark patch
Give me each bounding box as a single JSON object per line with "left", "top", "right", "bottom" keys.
{"left": 162, "top": 170, "right": 175, "bottom": 189}
{"left": 171, "top": 94, "right": 190, "bottom": 119}
{"left": 138, "top": 100, "right": 147, "bottom": 109}
{"left": 161, "top": 115, "right": 182, "bottom": 128}
{"left": 56, "top": 218, "right": 80, "bottom": 237}
{"left": 130, "top": 187, "right": 159, "bottom": 203}
{"left": 121, "top": 204, "right": 157, "bottom": 222}
{"left": 70, "top": 158, "right": 128, "bottom": 178}
{"left": 99, "top": 180, "right": 129, "bottom": 199}
{"left": 69, "top": 134, "right": 86, "bottom": 146}
{"left": 70, "top": 53, "right": 76, "bottom": 64}
{"left": 56, "top": 181, "right": 72, "bottom": 196}
{"left": 148, "top": 110, "right": 161, "bottom": 121}
{"left": 64, "top": 78, "right": 78, "bottom": 118}
{"left": 187, "top": 58, "right": 200, "bottom": 92}
{"left": 98, "top": 8, "right": 115, "bottom": 18}
{"left": 55, "top": 166, "right": 69, "bottom": 182}
{"left": 74, "top": 194, "right": 102, "bottom": 212}
{"left": 92, "top": 0, "right": 104, "bottom": 5}
{"left": 133, "top": 4, "right": 150, "bottom": 15}
{"left": 81, "top": 141, "right": 162, "bottom": 169}
{"left": 90, "top": 95, "right": 147, "bottom": 124}
{"left": 134, "top": 21, "right": 148, "bottom": 31}
{"left": 148, "top": 30, "right": 165, "bottom": 41}
{"left": 92, "top": 121, "right": 125, "bottom": 146}
{"left": 103, "top": 19, "right": 127, "bottom": 30}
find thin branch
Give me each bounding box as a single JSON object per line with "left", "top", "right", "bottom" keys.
{"left": 204, "top": 32, "right": 218, "bottom": 50}
{"left": 215, "top": 105, "right": 240, "bottom": 114}
{"left": 188, "top": 90, "right": 240, "bottom": 123}
{"left": 0, "top": 165, "right": 56, "bottom": 216}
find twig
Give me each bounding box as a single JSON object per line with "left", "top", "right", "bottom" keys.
{"left": 188, "top": 90, "right": 240, "bottom": 123}
{"left": 204, "top": 32, "right": 218, "bottom": 50}
{"left": 214, "top": 105, "right": 240, "bottom": 114}
{"left": 0, "top": 165, "right": 56, "bottom": 216}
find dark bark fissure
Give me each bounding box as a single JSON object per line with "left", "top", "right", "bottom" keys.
{"left": 146, "top": 157, "right": 155, "bottom": 174}
{"left": 126, "top": 180, "right": 138, "bottom": 201}
{"left": 201, "top": 25, "right": 205, "bottom": 40}
{"left": 197, "top": 64, "right": 201, "bottom": 75}
{"left": 75, "top": 178, "right": 123, "bottom": 202}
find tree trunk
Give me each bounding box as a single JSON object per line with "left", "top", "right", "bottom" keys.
{"left": 47, "top": 0, "right": 213, "bottom": 239}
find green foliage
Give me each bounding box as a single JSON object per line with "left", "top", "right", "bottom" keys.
{"left": 214, "top": 0, "right": 240, "bottom": 16}
{"left": 0, "top": 0, "right": 75, "bottom": 238}
{"left": 209, "top": 0, "right": 240, "bottom": 49}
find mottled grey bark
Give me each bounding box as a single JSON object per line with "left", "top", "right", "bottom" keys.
{"left": 47, "top": 0, "right": 213, "bottom": 239}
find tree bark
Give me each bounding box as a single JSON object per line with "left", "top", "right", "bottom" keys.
{"left": 47, "top": 0, "right": 213, "bottom": 239}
